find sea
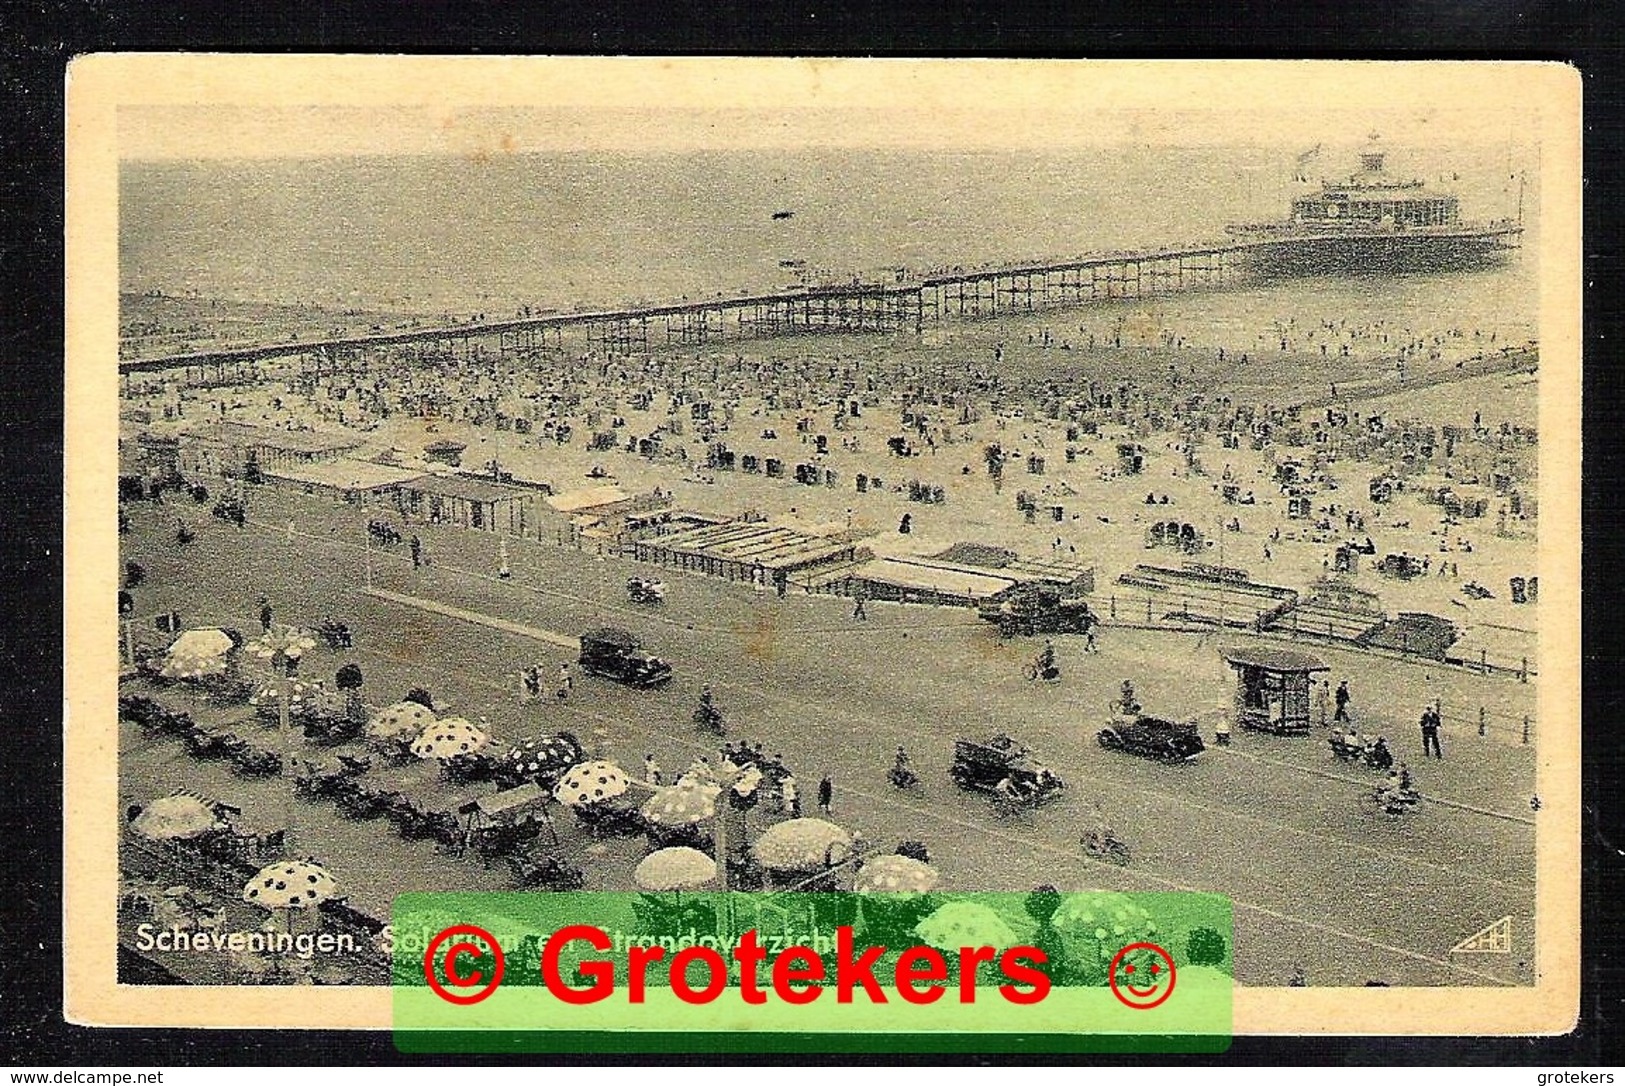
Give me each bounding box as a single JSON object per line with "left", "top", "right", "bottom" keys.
{"left": 119, "top": 145, "right": 1539, "bottom": 344}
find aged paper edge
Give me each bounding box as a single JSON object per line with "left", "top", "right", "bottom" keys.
{"left": 63, "top": 55, "right": 1583, "bottom": 1035}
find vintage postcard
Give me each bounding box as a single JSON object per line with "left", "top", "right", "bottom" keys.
{"left": 65, "top": 57, "right": 1581, "bottom": 1042}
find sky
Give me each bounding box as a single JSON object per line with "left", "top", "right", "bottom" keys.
{"left": 105, "top": 58, "right": 1554, "bottom": 162}
{"left": 117, "top": 104, "right": 1539, "bottom": 162}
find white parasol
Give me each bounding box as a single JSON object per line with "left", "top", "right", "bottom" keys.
{"left": 751, "top": 818, "right": 852, "bottom": 873}
{"left": 634, "top": 847, "right": 718, "bottom": 892}
{"left": 130, "top": 794, "right": 225, "bottom": 841}
{"left": 161, "top": 627, "right": 237, "bottom": 680}
{"left": 167, "top": 628, "right": 236, "bottom": 660}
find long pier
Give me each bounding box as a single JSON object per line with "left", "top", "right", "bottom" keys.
{"left": 117, "top": 236, "right": 1314, "bottom": 383}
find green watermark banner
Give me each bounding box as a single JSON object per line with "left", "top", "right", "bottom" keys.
{"left": 392, "top": 891, "right": 1231, "bottom": 1053}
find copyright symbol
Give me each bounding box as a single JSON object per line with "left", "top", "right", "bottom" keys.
{"left": 423, "top": 924, "right": 505, "bottom": 1005}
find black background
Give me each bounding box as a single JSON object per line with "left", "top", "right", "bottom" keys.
{"left": 2, "top": 0, "right": 1619, "bottom": 1067}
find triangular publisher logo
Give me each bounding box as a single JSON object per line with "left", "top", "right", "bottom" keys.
{"left": 1451, "top": 916, "right": 1512, "bottom": 953}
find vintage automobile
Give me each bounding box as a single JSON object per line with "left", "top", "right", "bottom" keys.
{"left": 977, "top": 582, "right": 1099, "bottom": 638}
{"left": 950, "top": 733, "right": 1066, "bottom": 805}
{"left": 578, "top": 627, "right": 673, "bottom": 688}
{"left": 1096, "top": 715, "right": 1207, "bottom": 762}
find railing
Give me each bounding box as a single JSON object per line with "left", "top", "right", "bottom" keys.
{"left": 1097, "top": 589, "right": 1539, "bottom": 700}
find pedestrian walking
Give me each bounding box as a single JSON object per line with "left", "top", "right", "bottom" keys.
{"left": 410, "top": 535, "right": 423, "bottom": 569}
{"left": 557, "top": 663, "right": 573, "bottom": 702}
{"left": 258, "top": 597, "right": 274, "bottom": 634}
{"left": 1420, "top": 706, "right": 1443, "bottom": 759}
{"left": 853, "top": 595, "right": 867, "bottom": 621}
{"left": 1315, "top": 681, "right": 1331, "bottom": 727}
{"left": 781, "top": 775, "right": 800, "bottom": 817}
{"left": 1084, "top": 628, "right": 1098, "bottom": 654}
{"left": 1333, "top": 680, "right": 1351, "bottom": 724}
{"left": 817, "top": 775, "right": 833, "bottom": 816}
{"left": 643, "top": 753, "right": 662, "bottom": 787}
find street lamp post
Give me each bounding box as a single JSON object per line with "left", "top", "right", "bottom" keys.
{"left": 247, "top": 623, "right": 318, "bottom": 850}
{"left": 708, "top": 760, "right": 766, "bottom": 893}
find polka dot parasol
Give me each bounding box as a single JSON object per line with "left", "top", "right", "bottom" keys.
{"left": 1047, "top": 891, "right": 1158, "bottom": 970}
{"left": 241, "top": 860, "right": 340, "bottom": 910}
{"left": 505, "top": 733, "right": 586, "bottom": 781}
{"left": 639, "top": 781, "right": 721, "bottom": 827}
{"left": 553, "top": 760, "right": 631, "bottom": 807}
{"left": 367, "top": 701, "right": 437, "bottom": 741}
{"left": 410, "top": 717, "right": 490, "bottom": 760}
{"left": 853, "top": 854, "right": 940, "bottom": 896}
{"left": 913, "top": 900, "right": 1019, "bottom": 951}
{"left": 250, "top": 678, "right": 335, "bottom": 717}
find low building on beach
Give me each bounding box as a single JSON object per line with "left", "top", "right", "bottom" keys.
{"left": 215, "top": 422, "right": 366, "bottom": 472}
{"left": 261, "top": 458, "right": 429, "bottom": 503}
{"left": 545, "top": 484, "right": 675, "bottom": 540}
{"left": 807, "top": 555, "right": 1018, "bottom": 606}
{"left": 391, "top": 473, "right": 536, "bottom": 534}
{"left": 628, "top": 518, "right": 866, "bottom": 584}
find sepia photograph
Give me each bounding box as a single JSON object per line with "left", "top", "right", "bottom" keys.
{"left": 62, "top": 57, "right": 1582, "bottom": 1037}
